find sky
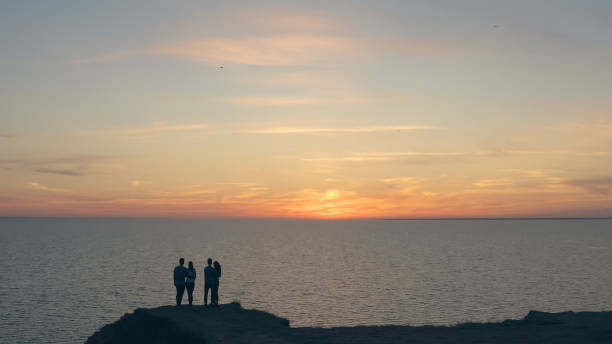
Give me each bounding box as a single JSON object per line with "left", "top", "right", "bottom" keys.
{"left": 1, "top": 0, "right": 611, "bottom": 218}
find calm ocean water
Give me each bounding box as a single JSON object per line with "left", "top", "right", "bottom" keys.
{"left": 0, "top": 218, "right": 611, "bottom": 343}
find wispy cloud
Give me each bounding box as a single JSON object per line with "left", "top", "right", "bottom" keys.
{"left": 219, "top": 125, "right": 435, "bottom": 135}
{"left": 232, "top": 97, "right": 328, "bottom": 106}
{"left": 503, "top": 150, "right": 612, "bottom": 157}
{"left": 170, "top": 189, "right": 217, "bottom": 197}
{"left": 113, "top": 122, "right": 210, "bottom": 136}
{"left": 154, "top": 34, "right": 356, "bottom": 66}
{"left": 381, "top": 177, "right": 424, "bottom": 184}
{"left": 71, "top": 50, "right": 141, "bottom": 64}
{"left": 35, "top": 168, "right": 84, "bottom": 176}
{"left": 244, "top": 70, "right": 349, "bottom": 90}
{"left": 123, "top": 189, "right": 218, "bottom": 202}
{"left": 473, "top": 178, "right": 513, "bottom": 188}
{"left": 461, "top": 169, "right": 574, "bottom": 197}
{"left": 228, "top": 187, "right": 269, "bottom": 200}
{"left": 0, "top": 132, "right": 16, "bottom": 139}
{"left": 74, "top": 33, "right": 465, "bottom": 67}
{"left": 27, "top": 182, "right": 70, "bottom": 193}
{"left": 565, "top": 177, "right": 612, "bottom": 194}
{"left": 71, "top": 35, "right": 351, "bottom": 66}
{"left": 557, "top": 123, "right": 612, "bottom": 134}
{"left": 501, "top": 169, "right": 555, "bottom": 178}
{"left": 303, "top": 149, "right": 612, "bottom": 163}
{"left": 108, "top": 123, "right": 434, "bottom": 137}
{"left": 227, "top": 8, "right": 338, "bottom": 33}
{"left": 231, "top": 96, "right": 369, "bottom": 106}
{"left": 0, "top": 159, "right": 20, "bottom": 171}
{"left": 0, "top": 155, "right": 116, "bottom": 177}
{"left": 304, "top": 151, "right": 466, "bottom": 162}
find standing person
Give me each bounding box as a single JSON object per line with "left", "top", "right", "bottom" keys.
{"left": 203, "top": 258, "right": 218, "bottom": 306}
{"left": 212, "top": 261, "right": 222, "bottom": 306}
{"left": 185, "top": 261, "right": 196, "bottom": 306}
{"left": 173, "top": 258, "right": 188, "bottom": 306}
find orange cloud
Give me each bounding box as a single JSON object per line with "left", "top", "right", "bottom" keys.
{"left": 3, "top": 177, "right": 612, "bottom": 218}
{"left": 473, "top": 179, "right": 513, "bottom": 188}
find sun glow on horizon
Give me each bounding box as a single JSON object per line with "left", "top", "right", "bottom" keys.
{"left": 1, "top": 1, "right": 611, "bottom": 218}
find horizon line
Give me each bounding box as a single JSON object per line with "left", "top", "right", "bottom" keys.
{"left": 1, "top": 216, "right": 611, "bottom": 221}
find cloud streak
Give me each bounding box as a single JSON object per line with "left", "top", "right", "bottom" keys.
{"left": 231, "top": 96, "right": 370, "bottom": 106}
{"left": 473, "top": 179, "right": 513, "bottom": 188}
{"left": 503, "top": 150, "right": 612, "bottom": 157}
{"left": 71, "top": 50, "right": 141, "bottom": 64}
{"left": 302, "top": 150, "right": 612, "bottom": 163}
{"left": 154, "top": 35, "right": 356, "bottom": 66}
{"left": 218, "top": 125, "right": 435, "bottom": 135}
{"left": 566, "top": 177, "right": 612, "bottom": 194}
{"left": 35, "top": 168, "right": 84, "bottom": 176}
{"left": 27, "top": 182, "right": 70, "bottom": 193}
{"left": 0, "top": 133, "right": 16, "bottom": 139}
{"left": 0, "top": 155, "right": 116, "bottom": 177}
{"left": 113, "top": 123, "right": 210, "bottom": 136}
{"left": 74, "top": 34, "right": 466, "bottom": 67}
{"left": 304, "top": 151, "right": 469, "bottom": 163}
{"left": 109, "top": 123, "right": 435, "bottom": 136}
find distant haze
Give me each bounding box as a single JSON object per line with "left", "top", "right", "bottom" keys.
{"left": 1, "top": 1, "right": 611, "bottom": 218}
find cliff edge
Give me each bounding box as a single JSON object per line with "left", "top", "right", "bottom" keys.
{"left": 86, "top": 303, "right": 612, "bottom": 343}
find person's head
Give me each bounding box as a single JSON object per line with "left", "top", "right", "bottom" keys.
{"left": 179, "top": 258, "right": 185, "bottom": 266}
{"left": 207, "top": 258, "right": 212, "bottom": 266}
{"left": 213, "top": 261, "right": 221, "bottom": 277}
{"left": 188, "top": 261, "right": 194, "bottom": 269}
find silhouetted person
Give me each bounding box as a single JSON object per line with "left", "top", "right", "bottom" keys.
{"left": 186, "top": 261, "right": 196, "bottom": 306}
{"left": 173, "top": 258, "right": 188, "bottom": 306}
{"left": 212, "top": 260, "right": 222, "bottom": 305}
{"left": 204, "top": 258, "right": 218, "bottom": 306}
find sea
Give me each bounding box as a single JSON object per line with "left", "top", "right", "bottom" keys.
{"left": 0, "top": 218, "right": 611, "bottom": 343}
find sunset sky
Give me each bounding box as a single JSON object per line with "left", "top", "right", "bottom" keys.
{"left": 1, "top": 1, "right": 611, "bottom": 218}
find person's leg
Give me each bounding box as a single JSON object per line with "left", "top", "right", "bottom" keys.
{"left": 212, "top": 284, "right": 219, "bottom": 305}
{"left": 180, "top": 284, "right": 186, "bottom": 305}
{"left": 191, "top": 283, "right": 196, "bottom": 305}
{"left": 175, "top": 284, "right": 185, "bottom": 306}
{"left": 186, "top": 283, "right": 194, "bottom": 306}
{"left": 204, "top": 284, "right": 210, "bottom": 305}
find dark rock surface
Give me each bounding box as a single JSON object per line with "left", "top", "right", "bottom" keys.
{"left": 86, "top": 303, "right": 612, "bottom": 343}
